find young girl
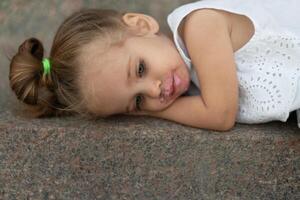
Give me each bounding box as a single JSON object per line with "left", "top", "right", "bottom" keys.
{"left": 9, "top": 0, "right": 300, "bottom": 131}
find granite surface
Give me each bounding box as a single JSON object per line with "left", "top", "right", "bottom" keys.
{"left": 0, "top": 1, "right": 299, "bottom": 199}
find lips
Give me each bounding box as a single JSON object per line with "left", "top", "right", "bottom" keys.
{"left": 160, "top": 72, "right": 175, "bottom": 102}
{"left": 159, "top": 69, "right": 189, "bottom": 103}
{"left": 173, "top": 73, "right": 182, "bottom": 88}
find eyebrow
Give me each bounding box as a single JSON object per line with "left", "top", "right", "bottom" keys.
{"left": 127, "top": 55, "right": 131, "bottom": 82}
{"left": 126, "top": 55, "right": 132, "bottom": 113}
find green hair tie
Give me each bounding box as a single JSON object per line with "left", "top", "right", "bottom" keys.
{"left": 42, "top": 58, "right": 51, "bottom": 75}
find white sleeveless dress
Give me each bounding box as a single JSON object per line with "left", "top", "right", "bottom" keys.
{"left": 167, "top": 0, "right": 300, "bottom": 128}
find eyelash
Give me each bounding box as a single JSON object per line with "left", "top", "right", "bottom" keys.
{"left": 135, "top": 60, "right": 146, "bottom": 111}
{"left": 137, "top": 59, "right": 146, "bottom": 77}
{"left": 135, "top": 95, "right": 144, "bottom": 111}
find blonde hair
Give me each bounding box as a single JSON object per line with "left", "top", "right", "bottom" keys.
{"left": 9, "top": 9, "right": 130, "bottom": 119}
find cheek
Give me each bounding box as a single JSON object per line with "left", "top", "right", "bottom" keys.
{"left": 144, "top": 98, "right": 174, "bottom": 112}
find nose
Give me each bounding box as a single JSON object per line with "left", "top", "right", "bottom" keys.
{"left": 144, "top": 79, "right": 162, "bottom": 98}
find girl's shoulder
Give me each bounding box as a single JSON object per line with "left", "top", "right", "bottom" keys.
{"left": 178, "top": 8, "right": 255, "bottom": 52}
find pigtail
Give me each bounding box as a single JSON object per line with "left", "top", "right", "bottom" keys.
{"left": 9, "top": 38, "right": 69, "bottom": 118}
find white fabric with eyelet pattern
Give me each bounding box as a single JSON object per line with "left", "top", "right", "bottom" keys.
{"left": 167, "top": 0, "right": 300, "bottom": 128}
{"left": 234, "top": 30, "right": 300, "bottom": 124}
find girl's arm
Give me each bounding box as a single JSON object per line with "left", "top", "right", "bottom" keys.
{"left": 178, "top": 9, "right": 239, "bottom": 129}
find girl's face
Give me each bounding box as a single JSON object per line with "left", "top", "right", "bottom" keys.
{"left": 78, "top": 13, "right": 191, "bottom": 116}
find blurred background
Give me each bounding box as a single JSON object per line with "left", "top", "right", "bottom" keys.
{"left": 0, "top": 0, "right": 193, "bottom": 112}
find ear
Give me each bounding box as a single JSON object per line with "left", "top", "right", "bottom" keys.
{"left": 122, "top": 13, "right": 159, "bottom": 36}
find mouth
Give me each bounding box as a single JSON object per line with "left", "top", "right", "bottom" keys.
{"left": 160, "top": 72, "right": 175, "bottom": 103}
{"left": 160, "top": 69, "right": 188, "bottom": 103}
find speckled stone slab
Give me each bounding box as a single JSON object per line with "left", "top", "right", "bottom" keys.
{"left": 0, "top": 1, "right": 299, "bottom": 199}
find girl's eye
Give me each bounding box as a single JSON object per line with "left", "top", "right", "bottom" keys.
{"left": 137, "top": 60, "right": 146, "bottom": 77}
{"left": 135, "top": 95, "right": 143, "bottom": 111}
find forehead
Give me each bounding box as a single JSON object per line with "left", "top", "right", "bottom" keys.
{"left": 78, "top": 37, "right": 130, "bottom": 116}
